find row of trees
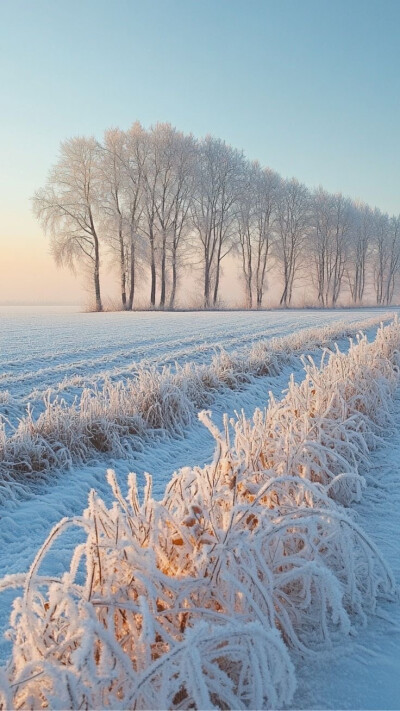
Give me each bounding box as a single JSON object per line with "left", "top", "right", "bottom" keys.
{"left": 33, "top": 122, "right": 400, "bottom": 311}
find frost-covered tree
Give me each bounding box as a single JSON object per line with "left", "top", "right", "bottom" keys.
{"left": 384, "top": 215, "right": 400, "bottom": 304}
{"left": 237, "top": 164, "right": 255, "bottom": 308}
{"left": 119, "top": 122, "right": 148, "bottom": 310}
{"left": 98, "top": 123, "right": 148, "bottom": 310}
{"left": 33, "top": 137, "right": 104, "bottom": 311}
{"left": 192, "top": 136, "right": 245, "bottom": 307}
{"left": 275, "top": 178, "right": 310, "bottom": 307}
{"left": 371, "top": 209, "right": 400, "bottom": 305}
{"left": 166, "top": 131, "right": 197, "bottom": 309}
{"left": 372, "top": 209, "right": 390, "bottom": 305}
{"left": 144, "top": 124, "right": 196, "bottom": 309}
{"left": 33, "top": 123, "right": 400, "bottom": 310}
{"left": 99, "top": 128, "right": 130, "bottom": 309}
{"left": 346, "top": 203, "right": 373, "bottom": 304}
{"left": 253, "top": 167, "right": 281, "bottom": 308}
{"left": 237, "top": 162, "right": 280, "bottom": 308}
{"left": 310, "top": 189, "right": 352, "bottom": 306}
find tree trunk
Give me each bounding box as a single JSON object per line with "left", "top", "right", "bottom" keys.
{"left": 280, "top": 262, "right": 289, "bottom": 307}
{"left": 94, "top": 269, "right": 102, "bottom": 312}
{"left": 160, "top": 231, "right": 167, "bottom": 308}
{"left": 204, "top": 269, "right": 210, "bottom": 308}
{"left": 213, "top": 264, "right": 220, "bottom": 307}
{"left": 203, "top": 248, "right": 210, "bottom": 308}
{"left": 119, "top": 229, "right": 127, "bottom": 310}
{"left": 93, "top": 236, "right": 102, "bottom": 312}
{"left": 169, "top": 252, "right": 177, "bottom": 309}
{"left": 127, "top": 239, "right": 135, "bottom": 310}
{"left": 213, "top": 243, "right": 223, "bottom": 307}
{"left": 256, "top": 243, "right": 269, "bottom": 309}
{"left": 150, "top": 233, "right": 156, "bottom": 307}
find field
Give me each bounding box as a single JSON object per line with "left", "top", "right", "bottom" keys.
{"left": 0, "top": 306, "right": 399, "bottom": 708}
{"left": 2, "top": 306, "right": 395, "bottom": 426}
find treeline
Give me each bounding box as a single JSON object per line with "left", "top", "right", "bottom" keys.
{"left": 33, "top": 122, "right": 400, "bottom": 311}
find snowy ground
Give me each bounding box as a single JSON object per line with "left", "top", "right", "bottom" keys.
{"left": 0, "top": 306, "right": 395, "bottom": 428}
{"left": 0, "top": 306, "right": 399, "bottom": 707}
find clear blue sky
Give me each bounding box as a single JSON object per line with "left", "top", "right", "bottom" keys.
{"left": 0, "top": 0, "right": 399, "bottom": 300}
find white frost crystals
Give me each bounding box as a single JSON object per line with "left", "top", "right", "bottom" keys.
{"left": 0, "top": 320, "right": 400, "bottom": 709}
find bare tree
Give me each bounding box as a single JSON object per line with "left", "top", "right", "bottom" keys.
{"left": 144, "top": 124, "right": 196, "bottom": 309}
{"left": 372, "top": 210, "right": 386, "bottom": 305}
{"left": 141, "top": 129, "right": 159, "bottom": 307}
{"left": 192, "top": 136, "right": 244, "bottom": 307}
{"left": 372, "top": 209, "right": 391, "bottom": 305}
{"left": 147, "top": 124, "right": 175, "bottom": 308}
{"left": 275, "top": 179, "right": 310, "bottom": 307}
{"left": 33, "top": 137, "right": 104, "bottom": 311}
{"left": 237, "top": 166, "right": 254, "bottom": 308}
{"left": 253, "top": 167, "right": 280, "bottom": 307}
{"left": 329, "top": 194, "right": 351, "bottom": 305}
{"left": 99, "top": 128, "right": 129, "bottom": 309}
{"left": 237, "top": 163, "right": 279, "bottom": 308}
{"left": 384, "top": 215, "right": 400, "bottom": 304}
{"left": 167, "top": 133, "right": 197, "bottom": 308}
{"left": 122, "top": 122, "right": 148, "bottom": 310}
{"left": 312, "top": 191, "right": 351, "bottom": 306}
{"left": 310, "top": 187, "right": 332, "bottom": 306}
{"left": 346, "top": 203, "right": 372, "bottom": 304}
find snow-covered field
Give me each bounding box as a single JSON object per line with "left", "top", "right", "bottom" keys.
{"left": 0, "top": 306, "right": 396, "bottom": 426}
{"left": 0, "top": 306, "right": 399, "bottom": 708}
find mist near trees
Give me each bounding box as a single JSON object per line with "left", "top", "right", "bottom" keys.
{"left": 33, "top": 123, "right": 400, "bottom": 311}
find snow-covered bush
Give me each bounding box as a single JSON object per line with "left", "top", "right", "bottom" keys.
{"left": 0, "top": 315, "right": 393, "bottom": 503}
{"left": 0, "top": 320, "right": 398, "bottom": 708}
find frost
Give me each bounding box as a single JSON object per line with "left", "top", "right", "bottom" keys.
{"left": 0, "top": 320, "right": 399, "bottom": 708}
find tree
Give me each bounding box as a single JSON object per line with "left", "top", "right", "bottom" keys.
{"left": 121, "top": 122, "right": 148, "bottom": 310}
{"left": 145, "top": 124, "right": 196, "bottom": 309}
{"left": 310, "top": 187, "right": 332, "bottom": 307}
{"left": 346, "top": 203, "right": 372, "bottom": 304}
{"left": 237, "top": 163, "right": 280, "bottom": 308}
{"left": 166, "top": 132, "right": 197, "bottom": 309}
{"left": 99, "top": 123, "right": 148, "bottom": 310}
{"left": 329, "top": 194, "right": 351, "bottom": 305}
{"left": 275, "top": 179, "right": 310, "bottom": 307}
{"left": 33, "top": 136, "right": 104, "bottom": 311}
{"left": 99, "top": 128, "right": 129, "bottom": 309}
{"left": 311, "top": 189, "right": 352, "bottom": 307}
{"left": 384, "top": 215, "right": 400, "bottom": 304}
{"left": 237, "top": 163, "right": 254, "bottom": 308}
{"left": 192, "top": 136, "right": 244, "bottom": 307}
{"left": 253, "top": 166, "right": 280, "bottom": 308}
{"left": 372, "top": 209, "right": 387, "bottom": 305}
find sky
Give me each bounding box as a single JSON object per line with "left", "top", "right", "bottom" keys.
{"left": 0, "top": 0, "right": 399, "bottom": 304}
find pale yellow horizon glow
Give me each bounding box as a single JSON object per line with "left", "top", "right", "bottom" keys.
{"left": 0, "top": 210, "right": 85, "bottom": 304}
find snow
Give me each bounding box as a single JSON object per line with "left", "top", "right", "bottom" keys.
{"left": 0, "top": 306, "right": 400, "bottom": 707}
{"left": 0, "top": 306, "right": 394, "bottom": 428}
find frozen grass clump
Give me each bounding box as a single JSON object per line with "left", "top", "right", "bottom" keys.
{"left": 0, "top": 320, "right": 399, "bottom": 708}
{"left": 233, "top": 321, "right": 400, "bottom": 506}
